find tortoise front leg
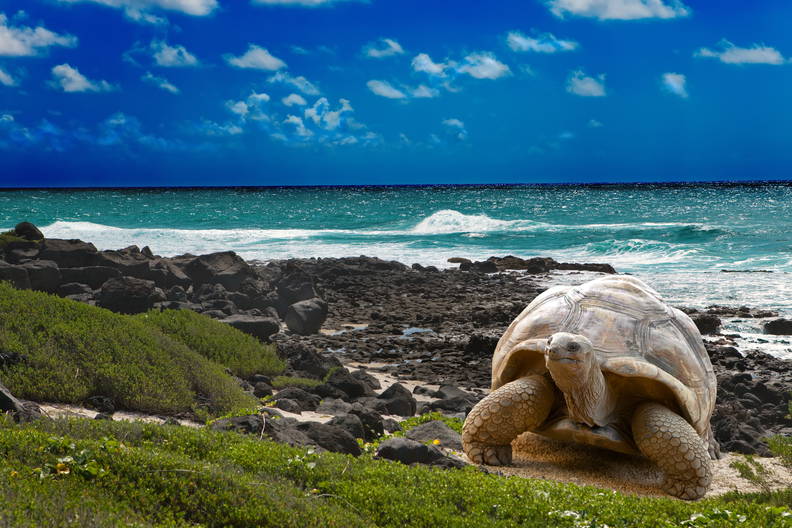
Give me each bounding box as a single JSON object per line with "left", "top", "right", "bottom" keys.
{"left": 462, "top": 375, "right": 554, "bottom": 466}
{"left": 631, "top": 402, "right": 712, "bottom": 500}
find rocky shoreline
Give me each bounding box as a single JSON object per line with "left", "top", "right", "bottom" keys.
{"left": 0, "top": 222, "right": 790, "bottom": 459}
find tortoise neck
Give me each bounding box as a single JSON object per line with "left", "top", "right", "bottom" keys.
{"left": 550, "top": 362, "right": 615, "bottom": 428}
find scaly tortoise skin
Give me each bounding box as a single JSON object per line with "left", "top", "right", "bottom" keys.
{"left": 462, "top": 275, "right": 718, "bottom": 500}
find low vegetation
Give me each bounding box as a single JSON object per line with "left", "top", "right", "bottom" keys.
{"left": 0, "top": 283, "right": 266, "bottom": 416}
{"left": 138, "top": 309, "right": 284, "bottom": 378}
{"left": 0, "top": 230, "right": 29, "bottom": 251}
{"left": 0, "top": 417, "right": 789, "bottom": 528}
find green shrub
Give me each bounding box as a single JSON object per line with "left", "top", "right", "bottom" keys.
{"left": 0, "top": 283, "right": 255, "bottom": 416}
{"left": 398, "top": 412, "right": 464, "bottom": 434}
{"left": 0, "top": 417, "right": 789, "bottom": 528}
{"left": 0, "top": 230, "right": 29, "bottom": 251}
{"left": 138, "top": 309, "right": 284, "bottom": 378}
{"left": 272, "top": 375, "right": 321, "bottom": 390}
{"left": 769, "top": 435, "right": 792, "bottom": 469}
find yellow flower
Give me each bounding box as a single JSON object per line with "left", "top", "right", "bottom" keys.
{"left": 55, "top": 462, "right": 70, "bottom": 475}
{"left": 9, "top": 470, "right": 18, "bottom": 478}
{"left": 432, "top": 439, "right": 441, "bottom": 445}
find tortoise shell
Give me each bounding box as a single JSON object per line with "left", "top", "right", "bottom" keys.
{"left": 492, "top": 275, "right": 716, "bottom": 438}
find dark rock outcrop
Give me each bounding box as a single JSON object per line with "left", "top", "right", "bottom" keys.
{"left": 285, "top": 297, "right": 328, "bottom": 335}
{"left": 97, "top": 276, "right": 158, "bottom": 314}
{"left": 764, "top": 318, "right": 792, "bottom": 335}
{"left": 378, "top": 383, "right": 417, "bottom": 416}
{"left": 38, "top": 239, "right": 99, "bottom": 268}
{"left": 222, "top": 315, "right": 280, "bottom": 341}
{"left": 294, "top": 422, "right": 361, "bottom": 456}
{"left": 14, "top": 221, "right": 43, "bottom": 241}
{"left": 376, "top": 437, "right": 464, "bottom": 468}
{"left": 405, "top": 420, "right": 463, "bottom": 450}
{"left": 20, "top": 260, "right": 61, "bottom": 293}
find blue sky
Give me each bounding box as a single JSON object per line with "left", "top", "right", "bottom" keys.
{"left": 0, "top": 0, "right": 790, "bottom": 187}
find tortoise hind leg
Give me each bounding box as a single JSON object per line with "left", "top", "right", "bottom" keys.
{"left": 631, "top": 402, "right": 712, "bottom": 500}
{"left": 462, "top": 375, "right": 554, "bottom": 466}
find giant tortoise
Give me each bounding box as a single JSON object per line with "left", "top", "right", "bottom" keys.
{"left": 461, "top": 275, "right": 718, "bottom": 500}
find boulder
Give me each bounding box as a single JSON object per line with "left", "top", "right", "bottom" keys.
{"left": 279, "top": 342, "right": 342, "bottom": 379}
{"left": 252, "top": 382, "right": 273, "bottom": 398}
{"left": 351, "top": 369, "right": 381, "bottom": 391}
{"left": 166, "top": 285, "right": 188, "bottom": 302}
{"left": 376, "top": 437, "right": 462, "bottom": 467}
{"left": 20, "top": 260, "right": 61, "bottom": 293}
{"left": 14, "top": 222, "right": 43, "bottom": 241}
{"left": 97, "top": 276, "right": 158, "bottom": 314}
{"left": 3, "top": 239, "right": 40, "bottom": 263}
{"left": 378, "top": 383, "right": 417, "bottom": 416}
{"left": 431, "top": 385, "right": 474, "bottom": 402}
{"left": 350, "top": 408, "right": 385, "bottom": 442}
{"left": 137, "top": 260, "right": 192, "bottom": 290}
{"left": 273, "top": 398, "right": 303, "bottom": 414}
{"left": 447, "top": 257, "right": 472, "bottom": 265}
{"left": 423, "top": 397, "right": 474, "bottom": 415}
{"left": 764, "top": 318, "right": 792, "bottom": 335}
{"left": 285, "top": 297, "right": 328, "bottom": 335}
{"left": 38, "top": 239, "right": 99, "bottom": 268}
{"left": 210, "top": 414, "right": 314, "bottom": 448}
{"left": 690, "top": 313, "right": 721, "bottom": 335}
{"left": 327, "top": 414, "right": 366, "bottom": 441}
{"left": 60, "top": 266, "right": 122, "bottom": 290}
{"left": 0, "top": 380, "right": 39, "bottom": 422}
{"left": 85, "top": 396, "right": 115, "bottom": 414}
{"left": 96, "top": 248, "right": 151, "bottom": 276}
{"left": 316, "top": 398, "right": 354, "bottom": 416}
{"left": 272, "top": 387, "right": 321, "bottom": 412}
{"left": 0, "top": 262, "right": 30, "bottom": 289}
{"left": 467, "top": 261, "right": 498, "bottom": 273}
{"left": 223, "top": 315, "right": 280, "bottom": 341}
{"left": 405, "top": 420, "right": 462, "bottom": 450}
{"left": 276, "top": 264, "right": 318, "bottom": 313}
{"left": 294, "top": 422, "right": 361, "bottom": 456}
{"left": 325, "top": 368, "right": 371, "bottom": 400}
{"left": 183, "top": 251, "right": 256, "bottom": 291}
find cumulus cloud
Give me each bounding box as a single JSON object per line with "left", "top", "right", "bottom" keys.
{"left": 225, "top": 44, "right": 286, "bottom": 70}
{"left": 363, "top": 38, "right": 404, "bottom": 59}
{"left": 506, "top": 31, "right": 578, "bottom": 53}
{"left": 50, "top": 64, "right": 115, "bottom": 93}
{"left": 566, "top": 69, "right": 606, "bottom": 97}
{"left": 141, "top": 71, "right": 179, "bottom": 93}
{"left": 457, "top": 52, "right": 511, "bottom": 80}
{"left": 0, "top": 66, "right": 17, "bottom": 86}
{"left": 695, "top": 40, "right": 786, "bottom": 65}
{"left": 151, "top": 40, "right": 199, "bottom": 67}
{"left": 441, "top": 118, "right": 467, "bottom": 141}
{"left": 366, "top": 80, "right": 406, "bottom": 99}
{"left": 411, "top": 53, "right": 449, "bottom": 77}
{"left": 54, "top": 0, "right": 218, "bottom": 20}
{"left": 226, "top": 92, "right": 271, "bottom": 121}
{"left": 661, "top": 72, "right": 687, "bottom": 98}
{"left": 282, "top": 93, "right": 307, "bottom": 106}
{"left": 267, "top": 71, "right": 320, "bottom": 95}
{"left": 0, "top": 13, "right": 77, "bottom": 57}
{"left": 546, "top": 0, "right": 690, "bottom": 20}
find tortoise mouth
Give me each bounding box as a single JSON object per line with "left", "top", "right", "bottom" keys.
{"left": 551, "top": 357, "right": 580, "bottom": 364}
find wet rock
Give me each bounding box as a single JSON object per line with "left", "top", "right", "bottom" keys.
{"left": 294, "top": 422, "right": 361, "bottom": 456}
{"left": 405, "top": 420, "right": 463, "bottom": 450}
{"left": 222, "top": 315, "right": 280, "bottom": 341}
{"left": 97, "top": 276, "right": 158, "bottom": 314}
{"left": 285, "top": 298, "right": 328, "bottom": 335}
{"left": 763, "top": 318, "right": 792, "bottom": 335}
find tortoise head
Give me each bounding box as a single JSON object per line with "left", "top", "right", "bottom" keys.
{"left": 545, "top": 332, "right": 597, "bottom": 387}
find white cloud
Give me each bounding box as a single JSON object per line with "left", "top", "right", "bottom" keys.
{"left": 141, "top": 71, "right": 179, "bottom": 93}
{"left": 411, "top": 53, "right": 449, "bottom": 77}
{"left": 441, "top": 118, "right": 467, "bottom": 141}
{"left": 363, "top": 38, "right": 404, "bottom": 59}
{"left": 457, "top": 52, "right": 511, "bottom": 80}
{"left": 566, "top": 69, "right": 606, "bottom": 97}
{"left": 226, "top": 92, "right": 271, "bottom": 122}
{"left": 283, "top": 115, "right": 313, "bottom": 137}
{"left": 0, "top": 13, "right": 77, "bottom": 57}
{"left": 151, "top": 40, "right": 199, "bottom": 67}
{"left": 252, "top": 0, "right": 362, "bottom": 6}
{"left": 546, "top": 0, "right": 689, "bottom": 20}
{"left": 304, "top": 97, "right": 353, "bottom": 130}
{"left": 587, "top": 118, "right": 604, "bottom": 128}
{"left": 50, "top": 64, "right": 115, "bottom": 93}
{"left": 0, "top": 67, "right": 17, "bottom": 86}
{"left": 661, "top": 72, "right": 687, "bottom": 98}
{"left": 282, "top": 93, "right": 307, "bottom": 106}
{"left": 410, "top": 84, "right": 439, "bottom": 98}
{"left": 54, "top": 0, "right": 218, "bottom": 18}
{"left": 507, "top": 31, "right": 578, "bottom": 53}
{"left": 267, "top": 71, "right": 320, "bottom": 94}
{"left": 225, "top": 44, "right": 286, "bottom": 71}
{"left": 366, "top": 80, "right": 406, "bottom": 99}
{"left": 695, "top": 40, "right": 786, "bottom": 65}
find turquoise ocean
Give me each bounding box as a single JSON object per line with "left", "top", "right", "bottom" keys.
{"left": 2, "top": 183, "right": 792, "bottom": 343}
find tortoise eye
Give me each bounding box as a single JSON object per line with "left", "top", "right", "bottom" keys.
{"left": 567, "top": 342, "right": 580, "bottom": 352}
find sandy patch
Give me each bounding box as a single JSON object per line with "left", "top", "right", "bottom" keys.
{"left": 37, "top": 403, "right": 202, "bottom": 428}
{"left": 471, "top": 432, "right": 792, "bottom": 499}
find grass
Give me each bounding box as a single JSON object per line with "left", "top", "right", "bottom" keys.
{"left": 137, "top": 309, "right": 284, "bottom": 378}
{"left": 0, "top": 417, "right": 789, "bottom": 528}
{"left": 0, "top": 230, "right": 30, "bottom": 251}
{"left": 730, "top": 455, "right": 773, "bottom": 493}
{"left": 271, "top": 375, "right": 322, "bottom": 390}
{"left": 0, "top": 282, "right": 258, "bottom": 417}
